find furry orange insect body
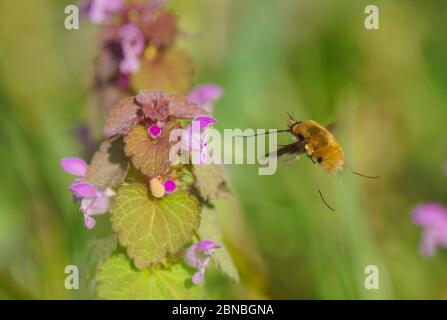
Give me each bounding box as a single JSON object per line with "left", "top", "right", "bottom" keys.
{"left": 288, "top": 120, "right": 345, "bottom": 174}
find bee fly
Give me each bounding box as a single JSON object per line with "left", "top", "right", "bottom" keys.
{"left": 243, "top": 113, "right": 379, "bottom": 212}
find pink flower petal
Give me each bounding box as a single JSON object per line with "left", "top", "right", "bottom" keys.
{"left": 412, "top": 203, "right": 447, "bottom": 227}
{"left": 195, "top": 115, "right": 216, "bottom": 131}
{"left": 71, "top": 182, "right": 97, "bottom": 197}
{"left": 119, "top": 54, "right": 141, "bottom": 74}
{"left": 119, "top": 23, "right": 145, "bottom": 74}
{"left": 88, "top": 0, "right": 123, "bottom": 24}
{"left": 413, "top": 202, "right": 447, "bottom": 258}
{"left": 188, "top": 85, "right": 223, "bottom": 106}
{"left": 180, "top": 126, "right": 202, "bottom": 152}
{"left": 61, "top": 157, "right": 88, "bottom": 177}
{"left": 199, "top": 143, "right": 210, "bottom": 164}
{"left": 191, "top": 269, "right": 205, "bottom": 285}
{"left": 181, "top": 117, "right": 214, "bottom": 157}
{"left": 184, "top": 243, "right": 200, "bottom": 269}
{"left": 163, "top": 179, "right": 177, "bottom": 193}
{"left": 148, "top": 124, "right": 162, "bottom": 139}
{"left": 84, "top": 214, "right": 96, "bottom": 230}
{"left": 120, "top": 23, "right": 145, "bottom": 54}
{"left": 84, "top": 191, "right": 110, "bottom": 216}
{"left": 420, "top": 229, "right": 443, "bottom": 258}
{"left": 184, "top": 240, "right": 220, "bottom": 284}
{"left": 196, "top": 240, "right": 221, "bottom": 252}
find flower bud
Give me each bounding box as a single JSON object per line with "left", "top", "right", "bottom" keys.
{"left": 150, "top": 177, "right": 165, "bottom": 198}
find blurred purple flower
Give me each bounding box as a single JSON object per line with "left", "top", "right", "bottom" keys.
{"left": 163, "top": 179, "right": 177, "bottom": 194}
{"left": 184, "top": 240, "right": 221, "bottom": 285}
{"left": 82, "top": 0, "right": 123, "bottom": 24}
{"left": 61, "top": 158, "right": 114, "bottom": 229}
{"left": 119, "top": 23, "right": 145, "bottom": 75}
{"left": 181, "top": 116, "right": 216, "bottom": 164}
{"left": 412, "top": 203, "right": 447, "bottom": 258}
{"left": 118, "top": 73, "right": 130, "bottom": 88}
{"left": 188, "top": 84, "right": 223, "bottom": 113}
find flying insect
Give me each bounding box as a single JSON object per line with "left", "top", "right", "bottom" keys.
{"left": 244, "top": 113, "right": 378, "bottom": 211}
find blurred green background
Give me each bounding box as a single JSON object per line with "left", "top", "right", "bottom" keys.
{"left": 1, "top": 0, "right": 447, "bottom": 299}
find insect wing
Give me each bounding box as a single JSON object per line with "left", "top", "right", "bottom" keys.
{"left": 265, "top": 141, "right": 306, "bottom": 165}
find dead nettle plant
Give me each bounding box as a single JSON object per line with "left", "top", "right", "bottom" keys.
{"left": 61, "top": 0, "right": 238, "bottom": 299}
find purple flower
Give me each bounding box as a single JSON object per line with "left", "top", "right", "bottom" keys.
{"left": 412, "top": 203, "right": 447, "bottom": 258}
{"left": 119, "top": 23, "right": 145, "bottom": 75}
{"left": 148, "top": 123, "right": 162, "bottom": 139}
{"left": 188, "top": 84, "right": 223, "bottom": 113}
{"left": 184, "top": 240, "right": 221, "bottom": 285}
{"left": 61, "top": 157, "right": 88, "bottom": 178}
{"left": 72, "top": 182, "right": 114, "bottom": 229}
{"left": 181, "top": 116, "right": 216, "bottom": 164}
{"left": 163, "top": 179, "right": 177, "bottom": 194}
{"left": 83, "top": 0, "right": 123, "bottom": 24}
{"left": 61, "top": 157, "right": 114, "bottom": 229}
{"left": 195, "top": 115, "right": 217, "bottom": 129}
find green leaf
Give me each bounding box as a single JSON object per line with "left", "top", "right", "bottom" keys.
{"left": 96, "top": 254, "right": 205, "bottom": 299}
{"left": 193, "top": 164, "right": 232, "bottom": 201}
{"left": 124, "top": 121, "right": 180, "bottom": 178}
{"left": 111, "top": 182, "right": 200, "bottom": 269}
{"left": 103, "top": 97, "right": 140, "bottom": 138}
{"left": 198, "top": 208, "right": 239, "bottom": 283}
{"left": 83, "top": 138, "right": 129, "bottom": 190}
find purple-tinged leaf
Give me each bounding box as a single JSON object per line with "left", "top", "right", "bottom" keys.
{"left": 103, "top": 97, "right": 140, "bottom": 138}
{"left": 124, "top": 121, "right": 180, "bottom": 178}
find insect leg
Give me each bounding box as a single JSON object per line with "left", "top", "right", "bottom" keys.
{"left": 313, "top": 162, "right": 335, "bottom": 212}
{"left": 345, "top": 163, "right": 379, "bottom": 179}
{"left": 237, "top": 129, "right": 290, "bottom": 138}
